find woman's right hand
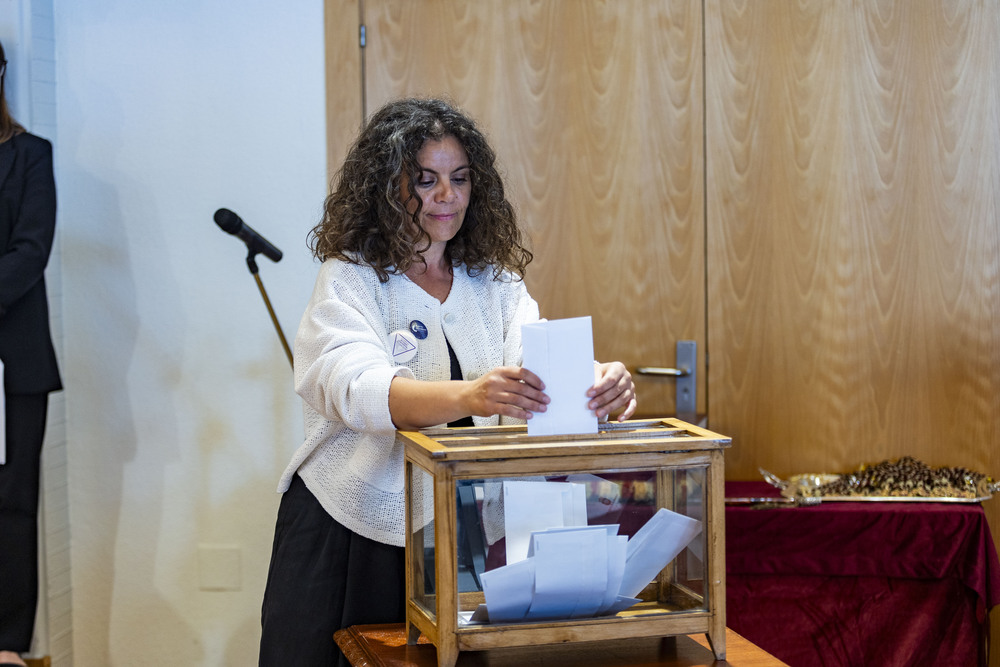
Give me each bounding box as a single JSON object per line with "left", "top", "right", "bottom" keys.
{"left": 464, "top": 366, "right": 550, "bottom": 420}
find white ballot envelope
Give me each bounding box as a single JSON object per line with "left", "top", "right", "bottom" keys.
{"left": 480, "top": 558, "right": 535, "bottom": 623}
{"left": 521, "top": 316, "right": 598, "bottom": 437}
{"left": 478, "top": 485, "right": 703, "bottom": 625}
{"left": 618, "top": 507, "right": 703, "bottom": 599}
{"left": 479, "top": 520, "right": 661, "bottom": 624}
{"left": 503, "top": 480, "right": 587, "bottom": 564}
{"left": 527, "top": 526, "right": 608, "bottom": 619}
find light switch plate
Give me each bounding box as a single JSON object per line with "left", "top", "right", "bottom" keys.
{"left": 198, "top": 544, "right": 242, "bottom": 591}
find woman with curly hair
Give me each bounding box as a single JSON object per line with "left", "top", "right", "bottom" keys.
{"left": 259, "top": 98, "right": 636, "bottom": 666}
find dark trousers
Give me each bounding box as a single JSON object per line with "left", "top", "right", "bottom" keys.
{"left": 0, "top": 393, "right": 48, "bottom": 651}
{"left": 259, "top": 475, "right": 406, "bottom": 667}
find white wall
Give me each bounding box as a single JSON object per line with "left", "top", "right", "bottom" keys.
{"left": 54, "top": 2, "right": 327, "bottom": 664}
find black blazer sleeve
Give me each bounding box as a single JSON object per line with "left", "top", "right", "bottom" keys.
{"left": 0, "top": 132, "right": 62, "bottom": 394}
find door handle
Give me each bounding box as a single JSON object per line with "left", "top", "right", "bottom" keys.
{"left": 635, "top": 366, "right": 690, "bottom": 377}
{"left": 634, "top": 340, "right": 697, "bottom": 417}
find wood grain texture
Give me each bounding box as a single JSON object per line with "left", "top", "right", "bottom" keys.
{"left": 706, "top": 6, "right": 1000, "bottom": 652}
{"left": 325, "top": 0, "right": 365, "bottom": 179}
{"left": 705, "top": 5, "right": 1000, "bottom": 655}
{"left": 706, "top": 0, "right": 1000, "bottom": 477}
{"left": 334, "top": 623, "right": 788, "bottom": 666}
{"left": 361, "top": 0, "right": 706, "bottom": 416}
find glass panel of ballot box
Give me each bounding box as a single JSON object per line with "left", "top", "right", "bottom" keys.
{"left": 400, "top": 418, "right": 731, "bottom": 667}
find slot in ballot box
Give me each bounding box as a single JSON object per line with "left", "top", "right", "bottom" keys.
{"left": 398, "top": 418, "right": 732, "bottom": 667}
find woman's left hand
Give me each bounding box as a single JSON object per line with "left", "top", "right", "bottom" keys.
{"left": 587, "top": 361, "right": 637, "bottom": 422}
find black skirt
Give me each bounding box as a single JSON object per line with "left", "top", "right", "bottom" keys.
{"left": 259, "top": 474, "right": 406, "bottom": 667}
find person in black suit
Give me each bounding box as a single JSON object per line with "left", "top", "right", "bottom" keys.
{"left": 0, "top": 40, "right": 62, "bottom": 667}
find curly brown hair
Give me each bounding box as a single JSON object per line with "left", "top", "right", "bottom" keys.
{"left": 310, "top": 98, "right": 532, "bottom": 282}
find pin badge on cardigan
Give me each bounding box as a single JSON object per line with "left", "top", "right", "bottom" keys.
{"left": 389, "top": 330, "right": 419, "bottom": 363}
{"left": 409, "top": 320, "right": 428, "bottom": 340}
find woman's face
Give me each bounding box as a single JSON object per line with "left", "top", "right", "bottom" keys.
{"left": 402, "top": 135, "right": 471, "bottom": 248}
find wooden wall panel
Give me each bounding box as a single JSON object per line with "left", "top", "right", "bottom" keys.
{"left": 705, "top": 4, "right": 1000, "bottom": 652}
{"left": 359, "top": 0, "right": 706, "bottom": 416}
{"left": 325, "top": 0, "right": 365, "bottom": 176}
{"left": 707, "top": 0, "right": 1000, "bottom": 478}
{"left": 706, "top": 0, "right": 854, "bottom": 474}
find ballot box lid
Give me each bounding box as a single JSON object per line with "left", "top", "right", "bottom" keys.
{"left": 397, "top": 418, "right": 731, "bottom": 463}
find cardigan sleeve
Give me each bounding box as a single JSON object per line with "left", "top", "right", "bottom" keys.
{"left": 501, "top": 274, "right": 540, "bottom": 367}
{"left": 293, "top": 262, "right": 411, "bottom": 434}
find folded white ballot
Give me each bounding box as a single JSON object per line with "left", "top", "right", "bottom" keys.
{"left": 521, "top": 316, "right": 598, "bottom": 437}
{"left": 503, "top": 480, "right": 586, "bottom": 564}
{"left": 479, "top": 480, "right": 702, "bottom": 624}
{"left": 527, "top": 526, "right": 610, "bottom": 619}
{"left": 480, "top": 558, "right": 535, "bottom": 623}
{"left": 618, "top": 507, "right": 703, "bottom": 599}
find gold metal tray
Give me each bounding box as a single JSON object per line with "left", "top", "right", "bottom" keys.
{"left": 760, "top": 468, "right": 998, "bottom": 504}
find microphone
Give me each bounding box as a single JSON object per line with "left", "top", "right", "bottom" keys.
{"left": 214, "top": 208, "right": 283, "bottom": 263}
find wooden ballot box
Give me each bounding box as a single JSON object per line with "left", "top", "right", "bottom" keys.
{"left": 397, "top": 418, "right": 732, "bottom": 667}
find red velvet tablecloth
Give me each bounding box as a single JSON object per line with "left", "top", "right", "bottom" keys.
{"left": 725, "top": 481, "right": 1000, "bottom": 667}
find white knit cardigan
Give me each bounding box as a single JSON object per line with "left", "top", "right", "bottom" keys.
{"left": 280, "top": 258, "right": 540, "bottom": 546}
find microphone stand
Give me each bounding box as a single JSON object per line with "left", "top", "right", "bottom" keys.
{"left": 245, "top": 250, "right": 293, "bottom": 369}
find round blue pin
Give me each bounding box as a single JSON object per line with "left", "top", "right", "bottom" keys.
{"left": 409, "top": 320, "right": 428, "bottom": 340}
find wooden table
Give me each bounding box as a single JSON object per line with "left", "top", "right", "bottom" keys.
{"left": 725, "top": 481, "right": 1000, "bottom": 667}
{"left": 335, "top": 623, "right": 788, "bottom": 666}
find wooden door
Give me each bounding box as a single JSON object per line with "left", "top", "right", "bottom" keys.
{"left": 704, "top": 4, "right": 1000, "bottom": 657}
{"left": 326, "top": 0, "right": 706, "bottom": 418}
{"left": 705, "top": 0, "right": 1000, "bottom": 480}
